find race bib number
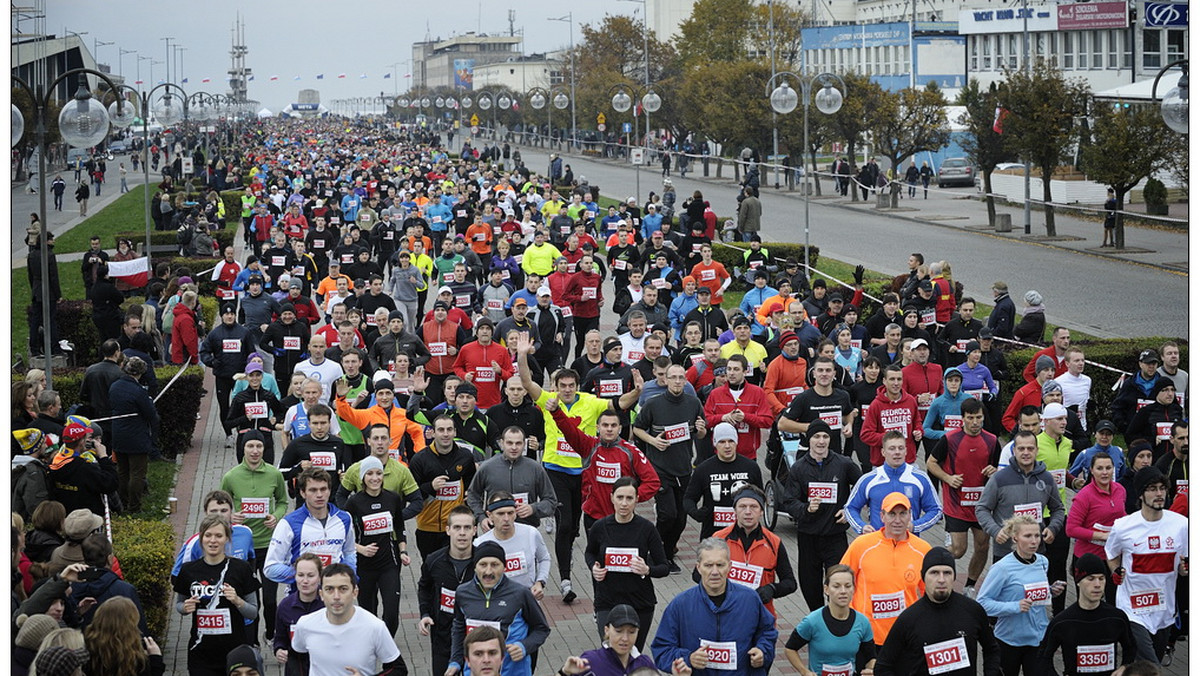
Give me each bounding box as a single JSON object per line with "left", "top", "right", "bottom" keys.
{"left": 728, "top": 561, "right": 764, "bottom": 589}
{"left": 821, "top": 663, "right": 853, "bottom": 676}
{"left": 1012, "top": 502, "right": 1042, "bottom": 519}
{"left": 244, "top": 401, "right": 268, "bottom": 419}
{"left": 663, "top": 422, "right": 691, "bottom": 443}
{"left": 474, "top": 233, "right": 487, "bottom": 241}
{"left": 362, "top": 511, "right": 393, "bottom": 537}
{"left": 651, "top": 278, "right": 669, "bottom": 289}
{"left": 1130, "top": 589, "right": 1164, "bottom": 614}
{"left": 1136, "top": 398, "right": 1152, "bottom": 411}
{"left": 429, "top": 342, "right": 448, "bottom": 356}
{"left": 1023, "top": 581, "right": 1051, "bottom": 606}
{"left": 513, "top": 492, "right": 529, "bottom": 507}
{"left": 217, "top": 287, "right": 236, "bottom": 300}
{"left": 943, "top": 415, "right": 963, "bottom": 431}
{"left": 581, "top": 287, "right": 597, "bottom": 301}
{"left": 700, "top": 640, "right": 738, "bottom": 671}
{"left": 504, "top": 552, "right": 526, "bottom": 576}
{"left": 613, "top": 259, "right": 627, "bottom": 271}
{"left": 690, "top": 353, "right": 706, "bottom": 365}
{"left": 700, "top": 269, "right": 716, "bottom": 281}
{"left": 436, "top": 481, "right": 462, "bottom": 501}
{"left": 388, "top": 448, "right": 402, "bottom": 463}
{"left": 598, "top": 379, "right": 623, "bottom": 397}
{"left": 555, "top": 439, "right": 581, "bottom": 460}
{"left": 283, "top": 336, "right": 302, "bottom": 351}
{"left": 342, "top": 254, "right": 354, "bottom": 264}
{"left": 309, "top": 452, "right": 336, "bottom": 469}
{"left": 960, "top": 486, "right": 983, "bottom": 507}
{"left": 818, "top": 411, "right": 843, "bottom": 429}
{"left": 920, "top": 309, "right": 936, "bottom": 326}
{"left": 850, "top": 339, "right": 862, "bottom": 350}
{"left": 454, "top": 294, "right": 470, "bottom": 308}
{"left": 500, "top": 270, "right": 510, "bottom": 280}
{"left": 923, "top": 637, "right": 970, "bottom": 675}
{"left": 196, "top": 608, "right": 233, "bottom": 635}
{"left": 713, "top": 506, "right": 735, "bottom": 527}
{"left": 272, "top": 256, "right": 286, "bottom": 267}
{"left": 431, "top": 216, "right": 443, "bottom": 224}
{"left": 870, "top": 591, "right": 906, "bottom": 619}
{"left": 366, "top": 314, "right": 378, "bottom": 326}
{"left": 1076, "top": 644, "right": 1115, "bottom": 673}
{"left": 1156, "top": 422, "right": 1173, "bottom": 441}
{"left": 241, "top": 497, "right": 269, "bottom": 517}
{"left": 315, "top": 552, "right": 334, "bottom": 566}
{"left": 966, "top": 389, "right": 987, "bottom": 401}
{"left": 605, "top": 547, "right": 639, "bottom": 573}
{"left": 808, "top": 482, "right": 838, "bottom": 504}
{"left": 1089, "top": 523, "right": 1112, "bottom": 546}
{"left": 465, "top": 618, "right": 502, "bottom": 633}
{"left": 595, "top": 461, "right": 621, "bottom": 484}
{"left": 486, "top": 299, "right": 503, "bottom": 312}
{"left": 956, "top": 339, "right": 971, "bottom": 352}
{"left": 1050, "top": 469, "right": 1066, "bottom": 490}
{"left": 1178, "top": 479, "right": 1189, "bottom": 496}
{"left": 456, "top": 210, "right": 468, "bottom": 219}
{"left": 475, "top": 367, "right": 496, "bottom": 383}
{"left": 627, "top": 350, "right": 644, "bottom": 362}
{"left": 312, "top": 239, "right": 325, "bottom": 249}
{"left": 439, "top": 587, "right": 456, "bottom": 614}
{"left": 222, "top": 339, "right": 242, "bottom": 353}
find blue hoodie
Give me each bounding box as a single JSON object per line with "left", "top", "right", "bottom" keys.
{"left": 923, "top": 367, "right": 971, "bottom": 441}
{"left": 740, "top": 286, "right": 778, "bottom": 336}
{"left": 976, "top": 551, "right": 1054, "bottom": 647}
{"left": 669, "top": 291, "right": 699, "bottom": 340}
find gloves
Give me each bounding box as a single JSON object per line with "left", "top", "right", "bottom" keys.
{"left": 1111, "top": 566, "right": 1126, "bottom": 586}
{"left": 756, "top": 583, "right": 775, "bottom": 604}
{"left": 853, "top": 265, "right": 865, "bottom": 286}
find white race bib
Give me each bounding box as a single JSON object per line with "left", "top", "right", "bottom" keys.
{"left": 943, "top": 415, "right": 963, "bottom": 431}
{"left": 1050, "top": 469, "right": 1066, "bottom": 490}
{"left": 283, "top": 336, "right": 302, "bottom": 350}
{"left": 870, "top": 591, "right": 906, "bottom": 619}
{"left": 1076, "top": 644, "right": 1115, "bottom": 673}
{"left": 429, "top": 342, "right": 448, "bottom": 357}
{"left": 923, "top": 637, "right": 970, "bottom": 675}
{"left": 362, "top": 511, "right": 393, "bottom": 537}
{"left": 1130, "top": 589, "right": 1165, "bottom": 614}
{"left": 504, "top": 552, "right": 526, "bottom": 576}
{"left": 613, "top": 259, "right": 627, "bottom": 271}
{"left": 700, "top": 640, "right": 738, "bottom": 671}
{"left": 700, "top": 269, "right": 716, "bottom": 282}
{"left": 439, "top": 587, "right": 456, "bottom": 613}
{"left": 960, "top": 486, "right": 983, "bottom": 507}
{"left": 1012, "top": 502, "right": 1042, "bottom": 519}
{"left": 222, "top": 339, "right": 242, "bottom": 353}
{"left": 240, "top": 497, "right": 269, "bottom": 518}
{"left": 663, "top": 422, "right": 691, "bottom": 443}
{"left": 1156, "top": 421, "right": 1173, "bottom": 441}
{"left": 605, "top": 547, "right": 639, "bottom": 573}
{"left": 713, "top": 506, "right": 735, "bottom": 528}
{"left": 818, "top": 411, "right": 843, "bottom": 430}
{"left": 1023, "top": 581, "right": 1051, "bottom": 606}
{"left": 196, "top": 608, "right": 233, "bottom": 635}
{"left": 808, "top": 482, "right": 838, "bottom": 504}
{"left": 436, "top": 481, "right": 462, "bottom": 501}
{"left": 581, "top": 287, "right": 597, "bottom": 301}
{"left": 728, "top": 561, "right": 764, "bottom": 589}
{"left": 309, "top": 452, "right": 336, "bottom": 470}
{"left": 486, "top": 299, "right": 503, "bottom": 312}
{"left": 821, "top": 663, "right": 853, "bottom": 676}
{"left": 465, "top": 618, "right": 502, "bottom": 633}
{"left": 244, "top": 401, "right": 268, "bottom": 419}
{"left": 598, "top": 379, "right": 623, "bottom": 397}
{"left": 595, "top": 461, "right": 621, "bottom": 484}
{"left": 475, "top": 366, "right": 496, "bottom": 383}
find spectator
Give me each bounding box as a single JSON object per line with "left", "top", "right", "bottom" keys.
{"left": 47, "top": 417, "right": 118, "bottom": 519}
{"left": 109, "top": 357, "right": 160, "bottom": 513}
{"left": 71, "top": 534, "right": 149, "bottom": 635}
{"left": 83, "top": 597, "right": 164, "bottom": 676}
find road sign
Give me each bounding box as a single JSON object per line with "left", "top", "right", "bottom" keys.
{"left": 622, "top": 122, "right": 632, "bottom": 133}
{"left": 631, "top": 149, "right": 644, "bottom": 165}
{"left": 472, "top": 126, "right": 480, "bottom": 135}
{"left": 181, "top": 157, "right": 194, "bottom": 175}
{"left": 470, "top": 114, "right": 480, "bottom": 126}
{"left": 597, "top": 112, "right": 606, "bottom": 125}
{"left": 597, "top": 123, "right": 606, "bottom": 132}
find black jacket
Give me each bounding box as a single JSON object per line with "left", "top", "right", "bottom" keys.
{"left": 370, "top": 329, "right": 431, "bottom": 369}
{"left": 27, "top": 245, "right": 61, "bottom": 302}
{"left": 199, "top": 322, "right": 258, "bottom": 378}
{"left": 987, "top": 293, "right": 1016, "bottom": 339}
{"left": 49, "top": 451, "right": 119, "bottom": 518}
{"left": 108, "top": 375, "right": 160, "bottom": 455}
{"left": 79, "top": 359, "right": 124, "bottom": 417}
{"left": 780, "top": 451, "right": 862, "bottom": 535}
{"left": 485, "top": 398, "right": 546, "bottom": 455}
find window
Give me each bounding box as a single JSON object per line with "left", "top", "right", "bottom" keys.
{"left": 1036, "top": 33, "right": 1047, "bottom": 61}
{"left": 1107, "top": 30, "right": 1119, "bottom": 68}
{"left": 1062, "top": 33, "right": 1073, "bottom": 68}
{"left": 884, "top": 46, "right": 892, "bottom": 74}
{"left": 1008, "top": 34, "right": 1019, "bottom": 69}
{"left": 1091, "top": 32, "right": 1103, "bottom": 68}
{"left": 970, "top": 37, "right": 979, "bottom": 70}
{"left": 983, "top": 35, "right": 992, "bottom": 69}
{"left": 1144, "top": 30, "right": 1162, "bottom": 69}
{"left": 1077, "top": 32, "right": 1090, "bottom": 69}
{"left": 1167, "top": 29, "right": 1186, "bottom": 61}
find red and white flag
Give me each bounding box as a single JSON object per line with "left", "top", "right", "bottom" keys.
{"left": 992, "top": 106, "right": 1010, "bottom": 134}
{"left": 107, "top": 257, "right": 150, "bottom": 288}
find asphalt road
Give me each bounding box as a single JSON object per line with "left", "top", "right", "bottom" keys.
{"left": 513, "top": 146, "right": 1188, "bottom": 340}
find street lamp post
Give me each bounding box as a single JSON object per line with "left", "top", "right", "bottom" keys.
{"left": 13, "top": 69, "right": 126, "bottom": 377}
{"left": 119, "top": 49, "right": 136, "bottom": 78}
{"left": 1151, "top": 59, "right": 1189, "bottom": 134}
{"left": 611, "top": 83, "right": 662, "bottom": 202}
{"left": 548, "top": 13, "right": 576, "bottom": 152}
{"left": 768, "top": 72, "right": 845, "bottom": 274}
{"left": 526, "top": 87, "right": 549, "bottom": 149}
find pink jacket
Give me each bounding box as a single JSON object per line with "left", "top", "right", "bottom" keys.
{"left": 1065, "top": 480, "right": 1128, "bottom": 558}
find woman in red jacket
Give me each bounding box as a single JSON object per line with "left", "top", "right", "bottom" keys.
{"left": 169, "top": 290, "right": 201, "bottom": 365}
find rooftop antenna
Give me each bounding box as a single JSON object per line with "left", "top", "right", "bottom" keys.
{"left": 508, "top": 9, "right": 516, "bottom": 36}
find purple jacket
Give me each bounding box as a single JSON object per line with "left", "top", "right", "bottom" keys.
{"left": 579, "top": 646, "right": 657, "bottom": 676}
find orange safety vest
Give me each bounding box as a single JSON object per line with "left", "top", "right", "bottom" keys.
{"left": 714, "top": 524, "right": 784, "bottom": 617}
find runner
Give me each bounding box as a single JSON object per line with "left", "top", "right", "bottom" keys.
{"left": 289, "top": 563, "right": 407, "bottom": 675}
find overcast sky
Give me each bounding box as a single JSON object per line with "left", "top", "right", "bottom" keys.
{"left": 36, "top": 1, "right": 623, "bottom": 111}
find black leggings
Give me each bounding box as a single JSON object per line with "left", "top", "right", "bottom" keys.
{"left": 795, "top": 532, "right": 850, "bottom": 613}
{"left": 358, "top": 563, "right": 401, "bottom": 636}
{"left": 655, "top": 474, "right": 688, "bottom": 560}
{"left": 253, "top": 547, "right": 279, "bottom": 640}
{"left": 1044, "top": 520, "right": 1069, "bottom": 615}
{"left": 548, "top": 470, "right": 582, "bottom": 580}
{"left": 998, "top": 639, "right": 1039, "bottom": 676}
{"left": 215, "top": 376, "right": 235, "bottom": 436}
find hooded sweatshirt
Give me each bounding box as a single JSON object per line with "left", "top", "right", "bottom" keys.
{"left": 860, "top": 385, "right": 921, "bottom": 466}
{"left": 922, "top": 367, "right": 971, "bottom": 441}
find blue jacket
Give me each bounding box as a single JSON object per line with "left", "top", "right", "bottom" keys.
{"left": 651, "top": 583, "right": 777, "bottom": 676}
{"left": 108, "top": 375, "right": 160, "bottom": 455}
{"left": 844, "top": 463, "right": 942, "bottom": 534}
{"left": 740, "top": 286, "right": 778, "bottom": 336}
{"left": 641, "top": 212, "right": 664, "bottom": 240}
{"left": 449, "top": 574, "right": 551, "bottom": 676}
{"left": 957, "top": 362, "right": 998, "bottom": 397}
{"left": 1068, "top": 442, "right": 1127, "bottom": 479}
{"left": 669, "top": 292, "right": 700, "bottom": 338}
{"left": 922, "top": 368, "right": 971, "bottom": 441}
{"left": 426, "top": 203, "right": 453, "bottom": 232}
{"left": 263, "top": 503, "right": 356, "bottom": 584}
{"left": 976, "top": 552, "right": 1054, "bottom": 647}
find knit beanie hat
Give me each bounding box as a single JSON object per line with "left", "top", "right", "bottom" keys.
{"left": 806, "top": 420, "right": 833, "bottom": 440}
{"left": 922, "top": 547, "right": 957, "bottom": 577}
{"left": 226, "top": 644, "right": 265, "bottom": 675}
{"left": 1072, "top": 553, "right": 1109, "bottom": 581}
{"left": 1035, "top": 355, "right": 1055, "bottom": 375}
{"left": 359, "top": 456, "right": 385, "bottom": 481}
{"left": 34, "top": 647, "right": 88, "bottom": 676}
{"left": 15, "top": 614, "right": 59, "bottom": 650}
{"left": 1132, "top": 466, "right": 1168, "bottom": 499}
{"left": 1041, "top": 379, "right": 1063, "bottom": 396}
{"left": 473, "top": 541, "right": 507, "bottom": 566}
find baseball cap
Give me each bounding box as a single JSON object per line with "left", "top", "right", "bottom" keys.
{"left": 881, "top": 492, "right": 911, "bottom": 513}
{"left": 910, "top": 338, "right": 930, "bottom": 350}
{"left": 62, "top": 415, "right": 93, "bottom": 443}
{"left": 438, "top": 286, "right": 453, "bottom": 295}
{"left": 606, "top": 604, "right": 641, "bottom": 628}
{"left": 1094, "top": 420, "right": 1117, "bottom": 434}
{"left": 512, "top": 297, "right": 528, "bottom": 307}
{"left": 978, "top": 327, "right": 994, "bottom": 340}
{"left": 1139, "top": 349, "right": 1161, "bottom": 364}
{"left": 245, "top": 362, "right": 263, "bottom": 375}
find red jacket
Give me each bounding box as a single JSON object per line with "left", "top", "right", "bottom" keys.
{"left": 422, "top": 319, "right": 465, "bottom": 375}
{"left": 860, "top": 386, "right": 921, "bottom": 465}
{"left": 932, "top": 275, "right": 955, "bottom": 323}
{"left": 1002, "top": 379, "right": 1047, "bottom": 432}
{"left": 547, "top": 271, "right": 572, "bottom": 307}
{"left": 452, "top": 340, "right": 513, "bottom": 408}
{"left": 686, "top": 359, "right": 718, "bottom": 391}
{"left": 901, "top": 361, "right": 943, "bottom": 415}
{"left": 286, "top": 295, "right": 321, "bottom": 326}
{"left": 170, "top": 302, "right": 200, "bottom": 365}
{"left": 1021, "top": 346, "right": 1069, "bottom": 382}
{"left": 551, "top": 407, "right": 660, "bottom": 520}
{"left": 422, "top": 306, "right": 473, "bottom": 330}
{"left": 564, "top": 271, "right": 604, "bottom": 319}
{"left": 703, "top": 382, "right": 774, "bottom": 460}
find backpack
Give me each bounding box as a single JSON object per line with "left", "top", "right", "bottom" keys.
{"left": 176, "top": 223, "right": 196, "bottom": 254}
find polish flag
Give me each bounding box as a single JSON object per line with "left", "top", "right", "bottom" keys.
{"left": 337, "top": 73, "right": 347, "bottom": 79}
{"left": 992, "top": 106, "right": 1010, "bottom": 134}
{"left": 107, "top": 257, "right": 150, "bottom": 288}
{"left": 201, "top": 77, "right": 211, "bottom": 83}
{"left": 269, "top": 75, "right": 279, "bottom": 81}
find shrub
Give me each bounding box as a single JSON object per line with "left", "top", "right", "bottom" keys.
{"left": 56, "top": 300, "right": 103, "bottom": 363}
{"left": 111, "top": 517, "right": 177, "bottom": 639}
{"left": 998, "top": 337, "right": 1187, "bottom": 425}
{"left": 1143, "top": 178, "right": 1167, "bottom": 206}
{"left": 711, "top": 242, "right": 821, "bottom": 279}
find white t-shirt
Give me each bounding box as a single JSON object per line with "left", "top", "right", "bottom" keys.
{"left": 295, "top": 358, "right": 345, "bottom": 403}
{"left": 619, "top": 331, "right": 648, "bottom": 365}
{"left": 474, "top": 522, "right": 552, "bottom": 591}
{"left": 1054, "top": 371, "right": 1093, "bottom": 428}
{"left": 291, "top": 606, "right": 401, "bottom": 676}
{"left": 1105, "top": 510, "right": 1189, "bottom": 632}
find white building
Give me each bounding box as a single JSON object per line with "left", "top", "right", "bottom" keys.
{"left": 472, "top": 53, "right": 565, "bottom": 92}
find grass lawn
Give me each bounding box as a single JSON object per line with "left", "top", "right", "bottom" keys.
{"left": 12, "top": 261, "right": 86, "bottom": 355}
{"left": 53, "top": 186, "right": 150, "bottom": 254}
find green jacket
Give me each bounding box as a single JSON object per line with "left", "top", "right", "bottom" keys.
{"left": 220, "top": 460, "right": 289, "bottom": 549}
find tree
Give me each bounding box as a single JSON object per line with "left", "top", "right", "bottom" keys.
{"left": 1080, "top": 101, "right": 1183, "bottom": 249}
{"left": 998, "top": 60, "right": 1090, "bottom": 236}
{"left": 867, "top": 83, "right": 951, "bottom": 207}
{"left": 677, "top": 60, "right": 773, "bottom": 177}
{"left": 825, "top": 73, "right": 885, "bottom": 202}
{"left": 956, "top": 79, "right": 1011, "bottom": 227}
{"left": 674, "top": 0, "right": 756, "bottom": 67}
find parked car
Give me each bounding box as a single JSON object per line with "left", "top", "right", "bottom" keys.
{"left": 975, "top": 162, "right": 1025, "bottom": 189}
{"left": 937, "top": 157, "right": 975, "bottom": 187}
{"left": 107, "top": 139, "right": 129, "bottom": 154}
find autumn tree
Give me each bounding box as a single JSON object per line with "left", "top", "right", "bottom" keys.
{"left": 998, "top": 60, "right": 1090, "bottom": 236}
{"left": 677, "top": 60, "right": 773, "bottom": 175}
{"left": 866, "top": 83, "right": 950, "bottom": 207}
{"left": 956, "top": 79, "right": 1011, "bottom": 227}
{"left": 675, "top": 0, "right": 756, "bottom": 67}
{"left": 825, "top": 73, "right": 885, "bottom": 202}
{"left": 1080, "top": 101, "right": 1183, "bottom": 249}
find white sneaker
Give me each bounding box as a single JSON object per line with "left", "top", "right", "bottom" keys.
{"left": 964, "top": 585, "right": 977, "bottom": 600}
{"left": 543, "top": 517, "right": 555, "bottom": 535}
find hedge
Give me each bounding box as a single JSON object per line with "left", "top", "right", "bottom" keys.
{"left": 15, "top": 365, "right": 206, "bottom": 458}
{"left": 997, "top": 338, "right": 1188, "bottom": 425}
{"left": 711, "top": 242, "right": 821, "bottom": 280}
{"left": 111, "top": 516, "right": 177, "bottom": 639}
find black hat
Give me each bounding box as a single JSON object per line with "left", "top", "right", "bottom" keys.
{"left": 1139, "top": 349, "right": 1161, "bottom": 364}
{"left": 978, "top": 327, "right": 994, "bottom": 340}
{"left": 475, "top": 317, "right": 495, "bottom": 330}
{"left": 828, "top": 293, "right": 844, "bottom": 303}
{"left": 221, "top": 303, "right": 237, "bottom": 315}
{"left": 226, "top": 644, "right": 265, "bottom": 676}
{"left": 922, "top": 547, "right": 957, "bottom": 577}
{"left": 731, "top": 316, "right": 751, "bottom": 328}
{"left": 812, "top": 279, "right": 826, "bottom": 289}
{"left": 474, "top": 541, "right": 507, "bottom": 566}
{"left": 1072, "top": 552, "right": 1109, "bottom": 581}
{"left": 696, "top": 286, "right": 711, "bottom": 295}
{"left": 374, "top": 379, "right": 396, "bottom": 393}
{"left": 605, "top": 604, "right": 641, "bottom": 628}
{"left": 433, "top": 300, "right": 451, "bottom": 311}
{"left": 964, "top": 340, "right": 981, "bottom": 353}
{"left": 1150, "top": 377, "right": 1176, "bottom": 398}
{"left": 785, "top": 257, "right": 798, "bottom": 267}
{"left": 248, "top": 274, "right": 264, "bottom": 285}
{"left": 918, "top": 279, "right": 934, "bottom": 292}
{"left": 279, "top": 302, "right": 295, "bottom": 314}
{"left": 455, "top": 382, "right": 479, "bottom": 398}
{"left": 1094, "top": 419, "right": 1117, "bottom": 434}
{"left": 241, "top": 430, "right": 266, "bottom": 446}
{"left": 806, "top": 420, "right": 833, "bottom": 439}
{"left": 1132, "top": 466, "right": 1168, "bottom": 498}
{"left": 753, "top": 270, "right": 769, "bottom": 281}
{"left": 388, "top": 310, "right": 405, "bottom": 322}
